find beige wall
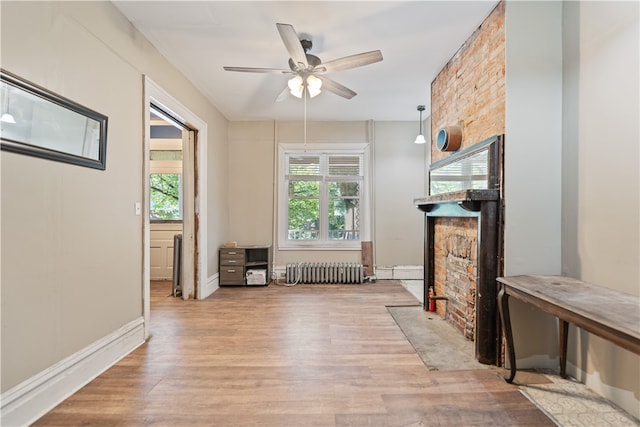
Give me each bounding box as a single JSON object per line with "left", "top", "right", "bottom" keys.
{"left": 227, "top": 121, "right": 276, "bottom": 248}
{"left": 372, "top": 121, "right": 427, "bottom": 267}
{"left": 505, "top": 0, "right": 639, "bottom": 418}
{"left": 226, "top": 120, "right": 426, "bottom": 270}
{"left": 0, "top": 1, "right": 228, "bottom": 392}
{"left": 503, "top": 0, "right": 564, "bottom": 368}
{"left": 561, "top": 0, "right": 639, "bottom": 417}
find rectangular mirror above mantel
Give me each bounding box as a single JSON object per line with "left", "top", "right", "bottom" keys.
{"left": 414, "top": 135, "right": 504, "bottom": 366}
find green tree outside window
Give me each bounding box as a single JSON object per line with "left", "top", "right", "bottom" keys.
{"left": 150, "top": 173, "right": 182, "bottom": 220}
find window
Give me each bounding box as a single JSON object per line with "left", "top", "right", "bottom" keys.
{"left": 279, "top": 143, "right": 369, "bottom": 249}
{"left": 150, "top": 173, "right": 183, "bottom": 220}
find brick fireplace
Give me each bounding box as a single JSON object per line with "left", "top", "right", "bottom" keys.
{"left": 417, "top": 1, "right": 505, "bottom": 364}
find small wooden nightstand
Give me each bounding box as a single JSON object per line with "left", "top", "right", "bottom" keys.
{"left": 219, "top": 246, "right": 271, "bottom": 286}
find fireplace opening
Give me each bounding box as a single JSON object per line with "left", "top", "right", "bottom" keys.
{"left": 434, "top": 218, "right": 478, "bottom": 341}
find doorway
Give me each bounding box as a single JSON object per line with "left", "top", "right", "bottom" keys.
{"left": 143, "top": 77, "right": 209, "bottom": 339}
{"left": 148, "top": 107, "right": 189, "bottom": 296}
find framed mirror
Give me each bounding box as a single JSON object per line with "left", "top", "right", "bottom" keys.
{"left": 0, "top": 69, "right": 108, "bottom": 170}
{"left": 429, "top": 135, "right": 501, "bottom": 196}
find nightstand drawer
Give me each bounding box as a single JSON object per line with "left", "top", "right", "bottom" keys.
{"left": 220, "top": 248, "right": 245, "bottom": 256}
{"left": 220, "top": 253, "right": 244, "bottom": 265}
{"left": 220, "top": 267, "right": 244, "bottom": 284}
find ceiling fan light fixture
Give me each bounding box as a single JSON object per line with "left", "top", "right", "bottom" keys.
{"left": 288, "top": 75, "right": 304, "bottom": 98}
{"left": 306, "top": 75, "right": 322, "bottom": 98}
{"left": 288, "top": 74, "right": 322, "bottom": 99}
{"left": 414, "top": 105, "right": 427, "bottom": 144}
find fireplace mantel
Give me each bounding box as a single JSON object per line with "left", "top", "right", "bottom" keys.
{"left": 414, "top": 189, "right": 499, "bottom": 213}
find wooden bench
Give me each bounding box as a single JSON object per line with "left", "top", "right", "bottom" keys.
{"left": 496, "top": 275, "right": 640, "bottom": 383}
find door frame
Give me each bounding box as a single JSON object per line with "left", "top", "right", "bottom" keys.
{"left": 142, "top": 76, "right": 208, "bottom": 339}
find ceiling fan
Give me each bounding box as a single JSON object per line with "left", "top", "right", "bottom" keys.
{"left": 223, "top": 23, "right": 383, "bottom": 101}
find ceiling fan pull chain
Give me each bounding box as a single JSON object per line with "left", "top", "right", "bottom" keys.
{"left": 304, "top": 85, "right": 307, "bottom": 148}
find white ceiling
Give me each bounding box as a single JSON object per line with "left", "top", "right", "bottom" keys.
{"left": 113, "top": 1, "right": 498, "bottom": 122}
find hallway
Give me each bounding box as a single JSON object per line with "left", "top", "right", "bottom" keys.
{"left": 33, "top": 281, "right": 552, "bottom": 426}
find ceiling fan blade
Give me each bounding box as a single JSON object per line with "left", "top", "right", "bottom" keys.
{"left": 276, "top": 23, "right": 308, "bottom": 70}
{"left": 318, "top": 50, "right": 383, "bottom": 73}
{"left": 223, "top": 66, "right": 292, "bottom": 74}
{"left": 317, "top": 76, "right": 357, "bottom": 99}
{"left": 274, "top": 86, "right": 290, "bottom": 103}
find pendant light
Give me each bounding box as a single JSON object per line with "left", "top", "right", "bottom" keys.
{"left": 0, "top": 113, "right": 16, "bottom": 124}
{"left": 414, "top": 105, "right": 426, "bottom": 144}
{"left": 1, "top": 84, "right": 16, "bottom": 124}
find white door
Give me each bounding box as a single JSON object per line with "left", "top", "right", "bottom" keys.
{"left": 150, "top": 223, "right": 182, "bottom": 280}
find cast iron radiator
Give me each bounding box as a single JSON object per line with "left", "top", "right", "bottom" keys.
{"left": 286, "top": 262, "right": 364, "bottom": 284}
{"left": 172, "top": 234, "right": 182, "bottom": 297}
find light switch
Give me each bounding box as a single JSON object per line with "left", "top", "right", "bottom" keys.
{"left": 135, "top": 202, "right": 141, "bottom": 216}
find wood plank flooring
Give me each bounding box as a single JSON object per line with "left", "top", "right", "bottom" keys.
{"left": 33, "top": 281, "right": 553, "bottom": 426}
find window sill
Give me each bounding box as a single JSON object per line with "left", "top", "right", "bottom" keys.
{"left": 278, "top": 241, "right": 362, "bottom": 251}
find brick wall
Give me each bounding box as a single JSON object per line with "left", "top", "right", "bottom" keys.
{"left": 429, "top": 2, "right": 505, "bottom": 340}
{"left": 430, "top": 1, "right": 505, "bottom": 164}
{"left": 433, "top": 218, "right": 478, "bottom": 339}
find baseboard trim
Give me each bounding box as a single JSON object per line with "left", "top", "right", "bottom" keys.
{"left": 1, "top": 317, "right": 145, "bottom": 427}
{"left": 201, "top": 273, "right": 219, "bottom": 299}
{"left": 375, "top": 265, "right": 423, "bottom": 280}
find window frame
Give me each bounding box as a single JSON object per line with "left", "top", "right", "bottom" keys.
{"left": 278, "top": 142, "right": 371, "bottom": 250}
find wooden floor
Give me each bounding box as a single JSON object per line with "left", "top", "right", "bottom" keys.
{"left": 33, "top": 281, "right": 553, "bottom": 426}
